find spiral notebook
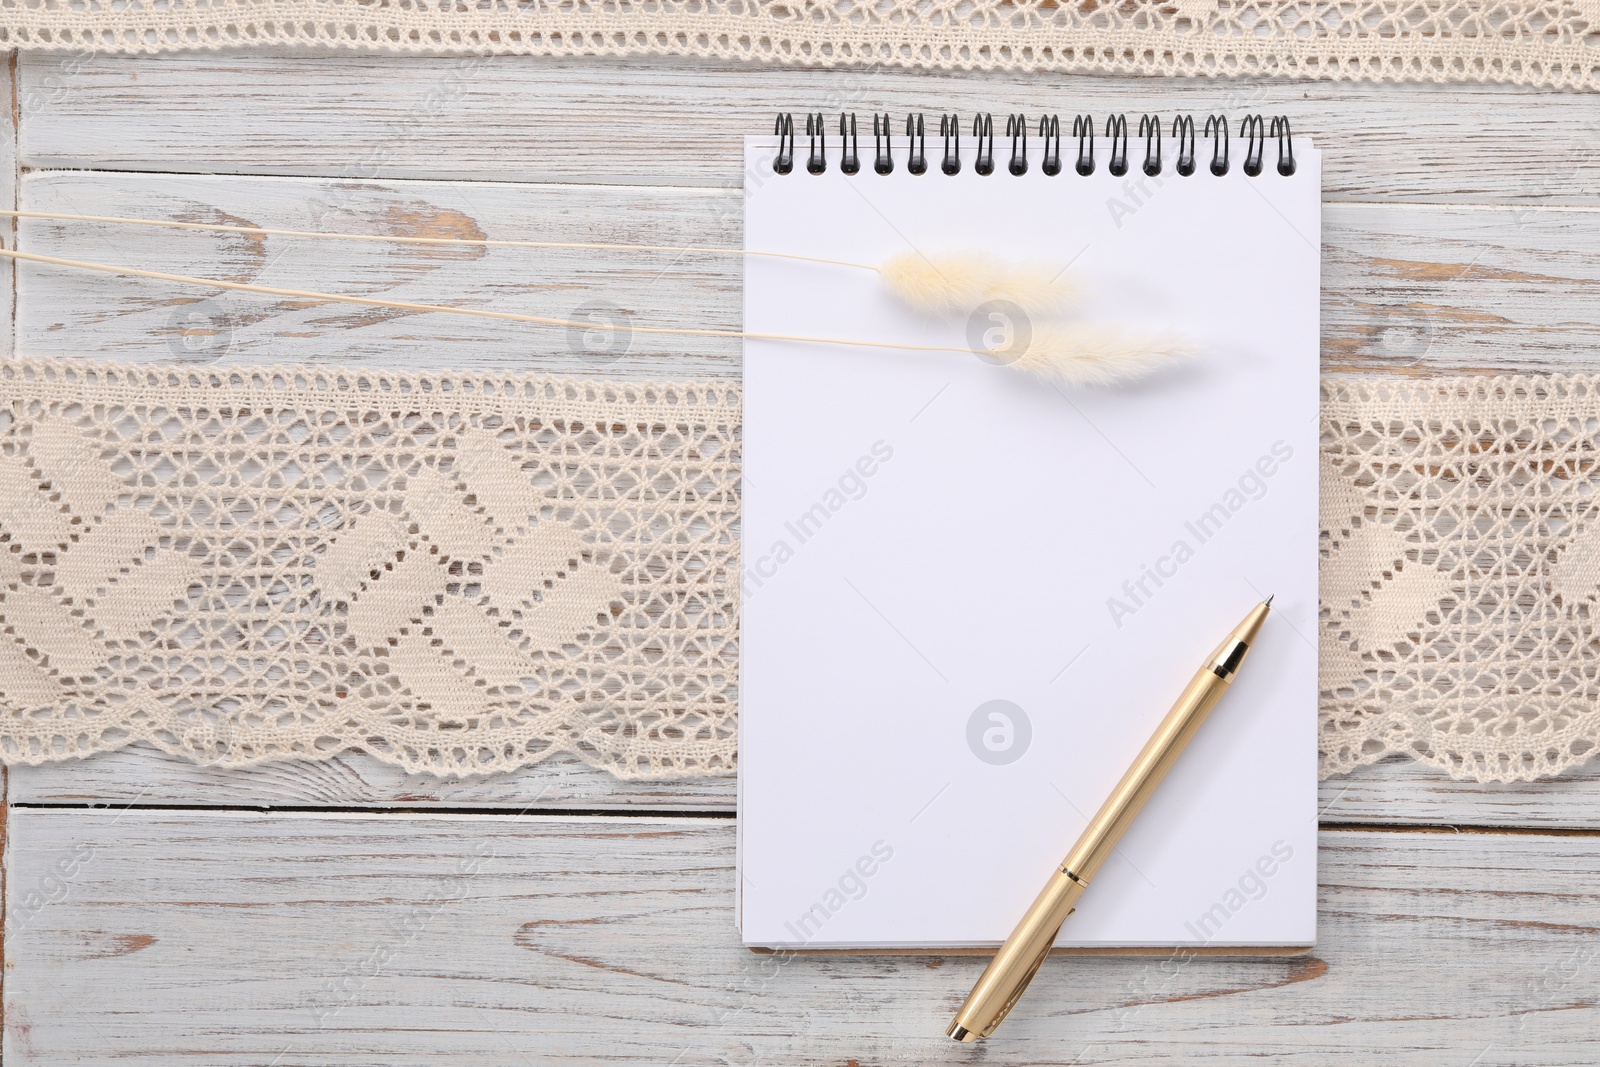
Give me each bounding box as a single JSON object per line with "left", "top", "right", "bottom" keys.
{"left": 737, "top": 113, "right": 1321, "bottom": 951}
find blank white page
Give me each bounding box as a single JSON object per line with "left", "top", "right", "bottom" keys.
{"left": 739, "top": 127, "right": 1321, "bottom": 949}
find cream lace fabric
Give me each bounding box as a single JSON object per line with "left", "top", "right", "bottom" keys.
{"left": 1321, "top": 375, "right": 1600, "bottom": 782}
{"left": 2, "top": 0, "right": 1600, "bottom": 90}
{"left": 0, "top": 360, "right": 739, "bottom": 778}
{"left": 0, "top": 361, "right": 1597, "bottom": 782}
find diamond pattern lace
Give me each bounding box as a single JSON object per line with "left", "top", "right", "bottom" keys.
{"left": 0, "top": 360, "right": 739, "bottom": 779}
{"left": 1, "top": 362, "right": 1596, "bottom": 782}
{"left": 1322, "top": 374, "right": 1600, "bottom": 781}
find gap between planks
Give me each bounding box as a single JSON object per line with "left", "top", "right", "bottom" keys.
{"left": 5, "top": 805, "right": 728, "bottom": 822}
{"left": 10, "top": 803, "right": 1600, "bottom": 840}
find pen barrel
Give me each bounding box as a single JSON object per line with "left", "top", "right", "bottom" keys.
{"left": 1060, "top": 659, "right": 1232, "bottom": 883}
{"left": 947, "top": 603, "right": 1268, "bottom": 1043}
{"left": 949, "top": 664, "right": 1229, "bottom": 1038}
{"left": 948, "top": 868, "right": 1089, "bottom": 1041}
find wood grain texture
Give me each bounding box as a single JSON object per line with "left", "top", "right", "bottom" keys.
{"left": 6, "top": 748, "right": 736, "bottom": 810}
{"left": 13, "top": 747, "right": 1600, "bottom": 829}
{"left": 15, "top": 171, "right": 742, "bottom": 376}
{"left": 16, "top": 54, "right": 1600, "bottom": 209}
{"left": 1323, "top": 201, "right": 1600, "bottom": 372}
{"left": 16, "top": 171, "right": 1600, "bottom": 375}
{"left": 4, "top": 811, "right": 1597, "bottom": 1066}
{"left": 1315, "top": 757, "right": 1600, "bottom": 830}
{"left": 2, "top": 55, "right": 17, "bottom": 361}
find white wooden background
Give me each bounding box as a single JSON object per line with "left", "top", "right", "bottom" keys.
{"left": 2, "top": 51, "right": 1600, "bottom": 1066}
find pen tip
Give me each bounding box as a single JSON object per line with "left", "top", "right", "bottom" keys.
{"left": 1264, "top": 593, "right": 1275, "bottom": 608}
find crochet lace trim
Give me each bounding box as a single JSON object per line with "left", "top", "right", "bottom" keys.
{"left": 1321, "top": 373, "right": 1600, "bottom": 781}
{"left": 0, "top": 359, "right": 740, "bottom": 779}
{"left": 3, "top": 0, "right": 1599, "bottom": 89}
{"left": 0, "top": 360, "right": 1596, "bottom": 782}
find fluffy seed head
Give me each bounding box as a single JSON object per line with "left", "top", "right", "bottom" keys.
{"left": 879, "top": 252, "right": 1077, "bottom": 315}
{"left": 996, "top": 324, "right": 1193, "bottom": 388}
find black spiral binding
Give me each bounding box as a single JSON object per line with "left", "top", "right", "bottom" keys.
{"left": 1006, "top": 114, "right": 1028, "bottom": 176}
{"left": 939, "top": 113, "right": 960, "bottom": 175}
{"left": 1240, "top": 114, "right": 1265, "bottom": 178}
{"left": 1072, "top": 115, "right": 1094, "bottom": 176}
{"left": 771, "top": 113, "right": 1297, "bottom": 178}
{"left": 873, "top": 113, "right": 894, "bottom": 175}
{"left": 906, "top": 113, "right": 927, "bottom": 175}
{"left": 1106, "top": 114, "right": 1129, "bottom": 178}
{"left": 772, "top": 113, "right": 794, "bottom": 175}
{"left": 1271, "top": 117, "right": 1296, "bottom": 176}
{"left": 1139, "top": 115, "right": 1162, "bottom": 177}
{"left": 805, "top": 112, "right": 826, "bottom": 174}
{"left": 973, "top": 114, "right": 995, "bottom": 176}
{"left": 1204, "top": 115, "right": 1229, "bottom": 177}
{"left": 1175, "top": 114, "right": 1196, "bottom": 177}
{"left": 839, "top": 113, "right": 860, "bottom": 175}
{"left": 1039, "top": 115, "right": 1061, "bottom": 176}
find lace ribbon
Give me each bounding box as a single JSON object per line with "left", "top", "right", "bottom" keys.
{"left": 0, "top": 360, "right": 1596, "bottom": 782}
{"left": 0, "top": 360, "right": 740, "bottom": 778}
{"left": 1321, "top": 374, "right": 1600, "bottom": 781}
{"left": 2, "top": 0, "right": 1598, "bottom": 90}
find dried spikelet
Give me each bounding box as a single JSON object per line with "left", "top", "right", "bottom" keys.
{"left": 997, "top": 324, "right": 1192, "bottom": 388}
{"left": 878, "top": 252, "right": 1077, "bottom": 315}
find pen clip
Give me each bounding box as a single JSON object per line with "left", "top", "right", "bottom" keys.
{"left": 978, "top": 919, "right": 1063, "bottom": 1038}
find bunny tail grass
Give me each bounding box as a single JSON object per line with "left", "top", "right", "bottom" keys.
{"left": 1002, "top": 325, "right": 1193, "bottom": 388}
{"left": 878, "top": 252, "right": 1077, "bottom": 315}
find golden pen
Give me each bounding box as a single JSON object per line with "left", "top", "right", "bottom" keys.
{"left": 947, "top": 596, "right": 1273, "bottom": 1042}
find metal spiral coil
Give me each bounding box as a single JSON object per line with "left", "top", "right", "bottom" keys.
{"left": 770, "top": 113, "right": 1298, "bottom": 178}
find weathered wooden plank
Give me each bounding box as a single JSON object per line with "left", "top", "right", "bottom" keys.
{"left": 17, "top": 54, "right": 1600, "bottom": 207}
{"left": 1316, "top": 756, "right": 1600, "bottom": 830}
{"left": 15, "top": 172, "right": 1600, "bottom": 375}
{"left": 1322, "top": 201, "right": 1600, "bottom": 372}
{"left": 5, "top": 748, "right": 736, "bottom": 810}
{"left": 1, "top": 53, "right": 18, "bottom": 361}
{"left": 3, "top": 812, "right": 1596, "bottom": 1065}
{"left": 11, "top": 744, "right": 1599, "bottom": 829}
{"left": 15, "top": 171, "right": 742, "bottom": 377}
